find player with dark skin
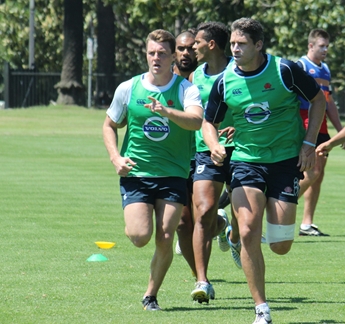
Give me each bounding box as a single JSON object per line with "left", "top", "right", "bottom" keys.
{"left": 189, "top": 21, "right": 234, "bottom": 303}
{"left": 173, "top": 29, "right": 233, "bottom": 281}
{"left": 173, "top": 30, "right": 198, "bottom": 79}
{"left": 173, "top": 29, "right": 199, "bottom": 275}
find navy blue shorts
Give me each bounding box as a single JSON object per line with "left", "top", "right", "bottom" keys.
{"left": 194, "top": 147, "right": 234, "bottom": 185}
{"left": 120, "top": 177, "right": 187, "bottom": 208}
{"left": 230, "top": 157, "right": 304, "bottom": 204}
{"left": 187, "top": 159, "right": 196, "bottom": 194}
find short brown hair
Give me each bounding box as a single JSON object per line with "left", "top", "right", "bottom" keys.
{"left": 146, "top": 29, "right": 176, "bottom": 54}
{"left": 308, "top": 29, "right": 330, "bottom": 44}
{"left": 231, "top": 18, "right": 264, "bottom": 45}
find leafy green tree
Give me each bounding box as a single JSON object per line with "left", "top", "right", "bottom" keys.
{"left": 0, "top": 0, "right": 63, "bottom": 71}
{"left": 1, "top": 0, "right": 344, "bottom": 106}
{"left": 106, "top": 0, "right": 244, "bottom": 78}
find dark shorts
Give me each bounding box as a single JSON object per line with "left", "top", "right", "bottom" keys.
{"left": 317, "top": 133, "right": 331, "bottom": 146}
{"left": 120, "top": 177, "right": 187, "bottom": 208}
{"left": 194, "top": 147, "right": 234, "bottom": 185}
{"left": 230, "top": 157, "right": 304, "bottom": 204}
{"left": 187, "top": 159, "right": 196, "bottom": 194}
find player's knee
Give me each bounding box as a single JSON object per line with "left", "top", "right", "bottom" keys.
{"left": 269, "top": 240, "right": 293, "bottom": 255}
{"left": 156, "top": 231, "right": 175, "bottom": 246}
{"left": 131, "top": 237, "right": 151, "bottom": 247}
{"left": 313, "top": 170, "right": 323, "bottom": 180}
{"left": 266, "top": 222, "right": 295, "bottom": 255}
{"left": 177, "top": 213, "right": 194, "bottom": 233}
{"left": 126, "top": 231, "right": 151, "bottom": 247}
{"left": 307, "top": 168, "right": 322, "bottom": 181}
{"left": 240, "top": 224, "right": 260, "bottom": 245}
{"left": 195, "top": 205, "right": 217, "bottom": 228}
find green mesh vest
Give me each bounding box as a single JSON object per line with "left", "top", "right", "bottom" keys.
{"left": 223, "top": 55, "right": 305, "bottom": 163}
{"left": 120, "top": 74, "right": 194, "bottom": 178}
{"left": 193, "top": 62, "right": 234, "bottom": 153}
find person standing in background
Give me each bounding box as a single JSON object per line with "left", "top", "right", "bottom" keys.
{"left": 298, "top": 29, "right": 344, "bottom": 237}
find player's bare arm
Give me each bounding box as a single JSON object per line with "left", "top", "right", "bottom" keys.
{"left": 144, "top": 96, "right": 203, "bottom": 130}
{"left": 297, "top": 89, "right": 326, "bottom": 171}
{"left": 202, "top": 119, "right": 227, "bottom": 166}
{"left": 102, "top": 116, "right": 136, "bottom": 177}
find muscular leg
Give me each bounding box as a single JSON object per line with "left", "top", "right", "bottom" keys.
{"left": 300, "top": 154, "right": 327, "bottom": 226}
{"left": 193, "top": 180, "right": 223, "bottom": 282}
{"left": 231, "top": 186, "right": 266, "bottom": 305}
{"left": 216, "top": 185, "right": 233, "bottom": 236}
{"left": 144, "top": 200, "right": 183, "bottom": 297}
{"left": 228, "top": 189, "right": 240, "bottom": 244}
{"left": 176, "top": 191, "right": 196, "bottom": 274}
{"left": 266, "top": 198, "right": 297, "bottom": 255}
{"left": 124, "top": 202, "right": 154, "bottom": 247}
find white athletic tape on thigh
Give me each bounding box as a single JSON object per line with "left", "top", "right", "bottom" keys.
{"left": 266, "top": 222, "right": 295, "bottom": 244}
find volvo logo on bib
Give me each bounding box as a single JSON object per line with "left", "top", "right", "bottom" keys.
{"left": 244, "top": 101, "right": 271, "bottom": 124}
{"left": 143, "top": 116, "right": 170, "bottom": 141}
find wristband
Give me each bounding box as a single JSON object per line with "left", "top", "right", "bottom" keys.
{"left": 303, "top": 140, "right": 316, "bottom": 147}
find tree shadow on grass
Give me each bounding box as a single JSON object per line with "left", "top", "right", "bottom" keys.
{"left": 165, "top": 300, "right": 344, "bottom": 324}
{"left": 287, "top": 321, "right": 344, "bottom": 324}
{"left": 164, "top": 306, "right": 237, "bottom": 312}
{"left": 266, "top": 280, "right": 345, "bottom": 285}
{"left": 212, "top": 279, "right": 345, "bottom": 285}
{"left": 168, "top": 280, "right": 345, "bottom": 322}
{"left": 270, "top": 297, "right": 344, "bottom": 324}
{"left": 293, "top": 239, "right": 344, "bottom": 244}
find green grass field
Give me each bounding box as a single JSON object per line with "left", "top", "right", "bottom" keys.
{"left": 0, "top": 106, "right": 344, "bottom": 324}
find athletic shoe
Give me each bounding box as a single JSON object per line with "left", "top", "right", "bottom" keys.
{"left": 209, "top": 284, "right": 215, "bottom": 300}
{"left": 217, "top": 209, "right": 230, "bottom": 252}
{"left": 191, "top": 281, "right": 213, "bottom": 304}
{"left": 225, "top": 225, "right": 242, "bottom": 269}
{"left": 253, "top": 309, "right": 273, "bottom": 323}
{"left": 299, "top": 224, "right": 330, "bottom": 236}
{"left": 175, "top": 240, "right": 182, "bottom": 255}
{"left": 142, "top": 296, "right": 161, "bottom": 311}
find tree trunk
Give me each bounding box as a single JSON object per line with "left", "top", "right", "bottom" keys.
{"left": 55, "top": 0, "right": 84, "bottom": 105}
{"left": 95, "top": 0, "right": 115, "bottom": 108}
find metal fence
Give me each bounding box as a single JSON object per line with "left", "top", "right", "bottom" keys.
{"left": 3, "top": 67, "right": 60, "bottom": 108}
{"left": 1, "top": 62, "right": 129, "bottom": 109}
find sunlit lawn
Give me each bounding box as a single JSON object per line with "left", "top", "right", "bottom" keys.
{"left": 0, "top": 106, "right": 344, "bottom": 323}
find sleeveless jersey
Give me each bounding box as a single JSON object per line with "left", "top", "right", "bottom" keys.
{"left": 193, "top": 61, "right": 234, "bottom": 152}
{"left": 223, "top": 54, "right": 305, "bottom": 163}
{"left": 120, "top": 74, "right": 194, "bottom": 178}
{"left": 298, "top": 55, "right": 330, "bottom": 134}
